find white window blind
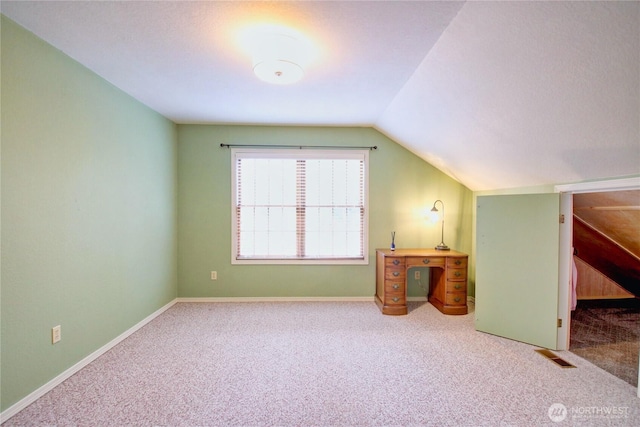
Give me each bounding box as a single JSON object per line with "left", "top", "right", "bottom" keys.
{"left": 232, "top": 149, "right": 368, "bottom": 264}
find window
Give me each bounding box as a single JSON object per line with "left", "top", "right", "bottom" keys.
{"left": 232, "top": 149, "right": 368, "bottom": 264}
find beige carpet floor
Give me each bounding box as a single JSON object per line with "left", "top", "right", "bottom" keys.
{"left": 4, "top": 301, "right": 640, "bottom": 426}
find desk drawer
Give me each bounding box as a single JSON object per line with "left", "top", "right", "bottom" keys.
{"left": 448, "top": 282, "right": 466, "bottom": 292}
{"left": 447, "top": 268, "right": 466, "bottom": 281}
{"left": 445, "top": 292, "right": 466, "bottom": 306}
{"left": 385, "top": 281, "right": 404, "bottom": 293}
{"left": 447, "top": 257, "right": 467, "bottom": 268}
{"left": 406, "top": 257, "right": 444, "bottom": 267}
{"left": 385, "top": 268, "right": 405, "bottom": 280}
{"left": 385, "top": 257, "right": 405, "bottom": 268}
{"left": 386, "top": 293, "right": 406, "bottom": 305}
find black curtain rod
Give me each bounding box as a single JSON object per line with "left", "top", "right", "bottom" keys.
{"left": 220, "top": 143, "right": 377, "bottom": 150}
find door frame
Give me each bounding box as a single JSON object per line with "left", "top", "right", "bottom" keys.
{"left": 555, "top": 176, "right": 640, "bottom": 395}
{"left": 556, "top": 192, "right": 572, "bottom": 350}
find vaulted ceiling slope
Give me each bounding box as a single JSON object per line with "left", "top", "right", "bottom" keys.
{"left": 2, "top": 1, "right": 638, "bottom": 191}
{"left": 378, "top": 1, "right": 640, "bottom": 191}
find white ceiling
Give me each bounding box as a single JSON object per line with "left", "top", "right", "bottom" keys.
{"left": 2, "top": 0, "right": 639, "bottom": 191}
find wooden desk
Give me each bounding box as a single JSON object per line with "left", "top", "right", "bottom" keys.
{"left": 375, "top": 249, "right": 468, "bottom": 315}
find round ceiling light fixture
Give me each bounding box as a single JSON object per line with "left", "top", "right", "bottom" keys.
{"left": 253, "top": 58, "right": 304, "bottom": 85}
{"left": 250, "top": 31, "right": 308, "bottom": 85}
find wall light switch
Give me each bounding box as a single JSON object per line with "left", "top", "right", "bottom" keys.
{"left": 211, "top": 271, "right": 217, "bottom": 280}
{"left": 52, "top": 325, "right": 61, "bottom": 344}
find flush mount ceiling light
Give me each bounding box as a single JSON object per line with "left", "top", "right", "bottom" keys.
{"left": 252, "top": 33, "right": 305, "bottom": 85}
{"left": 238, "top": 25, "right": 316, "bottom": 85}
{"left": 253, "top": 59, "right": 304, "bottom": 85}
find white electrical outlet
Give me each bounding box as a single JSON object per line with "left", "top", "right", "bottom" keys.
{"left": 414, "top": 270, "right": 421, "bottom": 280}
{"left": 211, "top": 271, "right": 217, "bottom": 280}
{"left": 52, "top": 325, "right": 61, "bottom": 344}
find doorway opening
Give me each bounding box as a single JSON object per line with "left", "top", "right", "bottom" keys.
{"left": 568, "top": 189, "right": 640, "bottom": 387}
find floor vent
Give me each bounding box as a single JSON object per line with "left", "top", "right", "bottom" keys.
{"left": 535, "top": 349, "right": 576, "bottom": 368}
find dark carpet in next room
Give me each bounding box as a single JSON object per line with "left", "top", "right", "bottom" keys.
{"left": 570, "top": 298, "right": 640, "bottom": 387}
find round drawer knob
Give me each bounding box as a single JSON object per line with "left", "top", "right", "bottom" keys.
{"left": 454, "top": 284, "right": 461, "bottom": 290}
{"left": 454, "top": 297, "right": 461, "bottom": 303}
{"left": 393, "top": 284, "right": 400, "bottom": 290}
{"left": 454, "top": 271, "right": 462, "bottom": 277}
{"left": 392, "top": 297, "right": 400, "bottom": 302}
{"left": 393, "top": 271, "right": 400, "bottom": 277}
{"left": 393, "top": 259, "right": 400, "bottom": 265}
{"left": 423, "top": 259, "right": 430, "bottom": 264}
{"left": 455, "top": 259, "right": 462, "bottom": 265}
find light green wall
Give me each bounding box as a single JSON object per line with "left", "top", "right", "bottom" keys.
{"left": 177, "top": 125, "right": 474, "bottom": 298}
{"left": 1, "top": 16, "right": 178, "bottom": 411}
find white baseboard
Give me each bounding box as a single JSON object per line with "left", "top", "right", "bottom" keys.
{"left": 177, "top": 296, "right": 375, "bottom": 303}
{"left": 0, "top": 299, "right": 178, "bottom": 424}
{"left": 177, "top": 296, "right": 443, "bottom": 303}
